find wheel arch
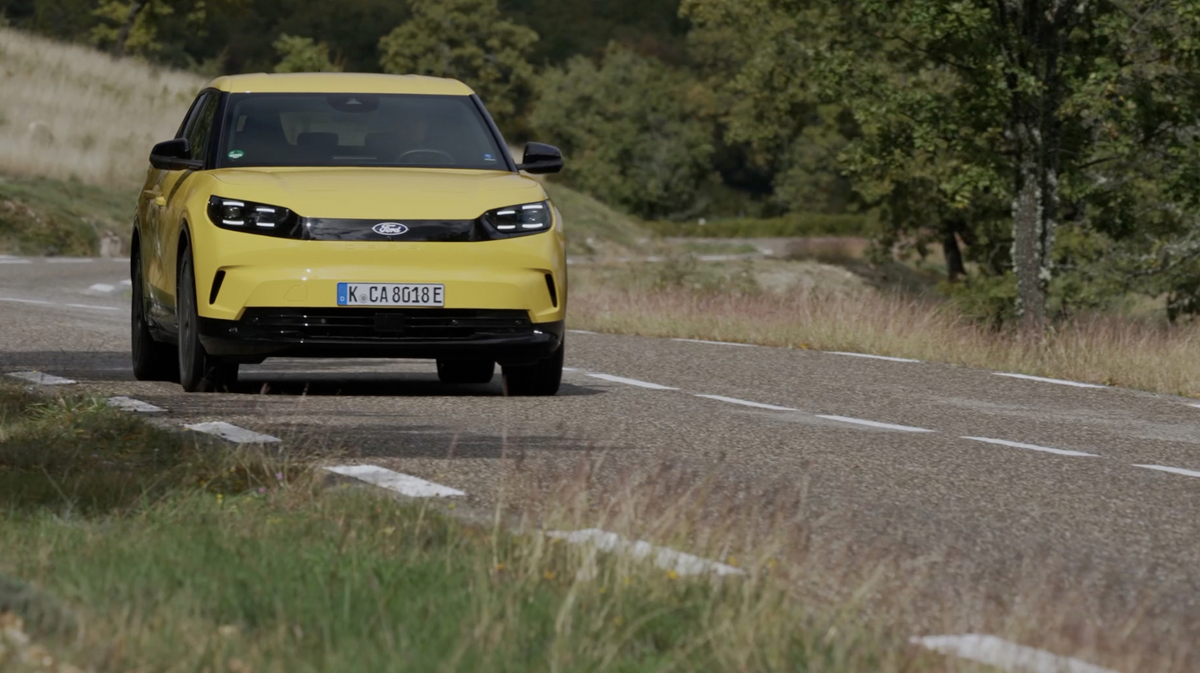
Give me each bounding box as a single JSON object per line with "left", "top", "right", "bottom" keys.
{"left": 130, "top": 222, "right": 141, "bottom": 275}
{"left": 176, "top": 218, "right": 193, "bottom": 284}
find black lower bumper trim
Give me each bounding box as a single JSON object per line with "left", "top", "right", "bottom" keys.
{"left": 197, "top": 308, "right": 563, "bottom": 363}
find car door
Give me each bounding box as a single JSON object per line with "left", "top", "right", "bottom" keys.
{"left": 142, "top": 92, "right": 205, "bottom": 320}
{"left": 152, "top": 91, "right": 220, "bottom": 323}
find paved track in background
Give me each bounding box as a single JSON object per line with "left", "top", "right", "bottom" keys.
{"left": 3, "top": 256, "right": 1200, "bottom": 650}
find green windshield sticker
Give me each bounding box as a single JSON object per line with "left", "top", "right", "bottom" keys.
{"left": 228, "top": 149, "right": 245, "bottom": 160}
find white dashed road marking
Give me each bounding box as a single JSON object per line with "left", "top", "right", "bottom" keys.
{"left": 963, "top": 436, "right": 1097, "bottom": 457}
{"left": 993, "top": 372, "right": 1106, "bottom": 389}
{"left": 1133, "top": 464, "right": 1200, "bottom": 479}
{"left": 0, "top": 297, "right": 52, "bottom": 306}
{"left": 325, "top": 465, "right": 466, "bottom": 497}
{"left": 185, "top": 421, "right": 280, "bottom": 444}
{"left": 816, "top": 415, "right": 934, "bottom": 433}
{"left": 0, "top": 297, "right": 119, "bottom": 312}
{"left": 694, "top": 394, "right": 797, "bottom": 412}
{"left": 827, "top": 351, "right": 920, "bottom": 363}
{"left": 568, "top": 329, "right": 597, "bottom": 335}
{"left": 547, "top": 528, "right": 744, "bottom": 577}
{"left": 6, "top": 371, "right": 76, "bottom": 385}
{"left": 912, "top": 634, "right": 1119, "bottom": 673}
{"left": 88, "top": 283, "right": 115, "bottom": 294}
{"left": 584, "top": 373, "right": 677, "bottom": 390}
{"left": 107, "top": 396, "right": 165, "bottom": 413}
{"left": 672, "top": 338, "right": 754, "bottom": 347}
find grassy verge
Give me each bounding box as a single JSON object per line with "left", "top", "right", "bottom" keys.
{"left": 569, "top": 261, "right": 1200, "bottom": 398}
{"left": 0, "top": 384, "right": 933, "bottom": 672}
{"left": 0, "top": 174, "right": 136, "bottom": 256}
{"left": 542, "top": 181, "right": 648, "bottom": 257}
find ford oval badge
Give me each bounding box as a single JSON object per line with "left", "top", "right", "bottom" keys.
{"left": 372, "top": 222, "right": 409, "bottom": 236}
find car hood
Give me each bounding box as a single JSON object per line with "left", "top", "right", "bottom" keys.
{"left": 208, "top": 167, "right": 547, "bottom": 220}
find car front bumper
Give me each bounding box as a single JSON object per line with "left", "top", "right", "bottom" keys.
{"left": 199, "top": 309, "right": 563, "bottom": 364}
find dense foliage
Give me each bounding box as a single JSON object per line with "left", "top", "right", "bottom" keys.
{"left": 531, "top": 44, "right": 715, "bottom": 219}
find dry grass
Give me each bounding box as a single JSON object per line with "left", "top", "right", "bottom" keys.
{"left": 0, "top": 28, "right": 203, "bottom": 187}
{"left": 570, "top": 263, "right": 1200, "bottom": 397}
{"left": 508, "top": 456, "right": 1200, "bottom": 673}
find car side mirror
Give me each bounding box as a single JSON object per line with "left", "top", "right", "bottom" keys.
{"left": 518, "top": 142, "right": 564, "bottom": 175}
{"left": 149, "top": 138, "right": 203, "bottom": 171}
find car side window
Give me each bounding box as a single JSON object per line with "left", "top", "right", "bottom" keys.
{"left": 175, "top": 93, "right": 207, "bottom": 140}
{"left": 183, "top": 93, "right": 221, "bottom": 166}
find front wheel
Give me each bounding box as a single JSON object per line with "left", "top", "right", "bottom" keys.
{"left": 131, "top": 250, "right": 178, "bottom": 382}
{"left": 177, "top": 249, "right": 237, "bottom": 393}
{"left": 502, "top": 341, "right": 563, "bottom": 396}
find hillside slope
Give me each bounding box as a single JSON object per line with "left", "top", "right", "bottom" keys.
{"left": 0, "top": 28, "right": 203, "bottom": 187}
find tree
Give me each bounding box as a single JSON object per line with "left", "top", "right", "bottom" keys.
{"left": 378, "top": 0, "right": 537, "bottom": 129}
{"left": 684, "top": 2, "right": 858, "bottom": 217}
{"left": 685, "top": 0, "right": 1200, "bottom": 332}
{"left": 91, "top": 0, "right": 243, "bottom": 62}
{"left": 273, "top": 34, "right": 341, "bottom": 72}
{"left": 530, "top": 43, "right": 716, "bottom": 219}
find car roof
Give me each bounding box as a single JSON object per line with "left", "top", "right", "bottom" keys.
{"left": 205, "top": 73, "right": 475, "bottom": 96}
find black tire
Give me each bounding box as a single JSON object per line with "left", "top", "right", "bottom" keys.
{"left": 131, "top": 249, "right": 178, "bottom": 382}
{"left": 436, "top": 359, "right": 495, "bottom": 384}
{"left": 177, "top": 249, "right": 237, "bottom": 393}
{"left": 502, "top": 341, "right": 563, "bottom": 396}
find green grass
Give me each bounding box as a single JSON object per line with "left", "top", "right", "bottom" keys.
{"left": 0, "top": 383, "right": 297, "bottom": 514}
{"left": 0, "top": 384, "right": 925, "bottom": 673}
{"left": 0, "top": 173, "right": 135, "bottom": 256}
{"left": 2, "top": 491, "right": 910, "bottom": 673}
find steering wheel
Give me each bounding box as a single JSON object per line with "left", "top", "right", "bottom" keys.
{"left": 398, "top": 149, "right": 455, "bottom": 165}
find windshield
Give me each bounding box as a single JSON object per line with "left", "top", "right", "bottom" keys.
{"left": 216, "top": 93, "right": 508, "bottom": 171}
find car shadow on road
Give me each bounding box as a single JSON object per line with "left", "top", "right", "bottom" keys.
{"left": 236, "top": 375, "right": 602, "bottom": 398}
{"left": 0, "top": 351, "right": 602, "bottom": 398}
{"left": 269, "top": 422, "right": 604, "bottom": 459}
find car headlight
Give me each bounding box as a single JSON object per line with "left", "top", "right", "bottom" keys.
{"left": 207, "top": 196, "right": 300, "bottom": 238}
{"left": 481, "top": 201, "right": 552, "bottom": 237}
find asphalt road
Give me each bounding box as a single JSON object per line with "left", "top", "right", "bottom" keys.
{"left": 3, "top": 254, "right": 1199, "bottom": 662}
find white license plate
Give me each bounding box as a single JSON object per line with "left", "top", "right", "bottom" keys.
{"left": 337, "top": 283, "right": 444, "bottom": 306}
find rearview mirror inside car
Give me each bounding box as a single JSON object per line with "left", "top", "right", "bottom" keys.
{"left": 518, "top": 143, "right": 564, "bottom": 175}
{"left": 149, "top": 139, "right": 202, "bottom": 171}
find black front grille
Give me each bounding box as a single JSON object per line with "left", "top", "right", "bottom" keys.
{"left": 239, "top": 308, "right": 533, "bottom": 342}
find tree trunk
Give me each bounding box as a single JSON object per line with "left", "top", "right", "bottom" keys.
{"left": 1003, "top": 0, "right": 1067, "bottom": 336}
{"left": 112, "top": 0, "right": 151, "bottom": 57}
{"left": 1011, "top": 127, "right": 1049, "bottom": 334}
{"left": 943, "top": 216, "right": 967, "bottom": 282}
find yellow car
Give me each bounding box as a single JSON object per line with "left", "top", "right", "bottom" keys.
{"left": 131, "top": 73, "right": 567, "bottom": 395}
